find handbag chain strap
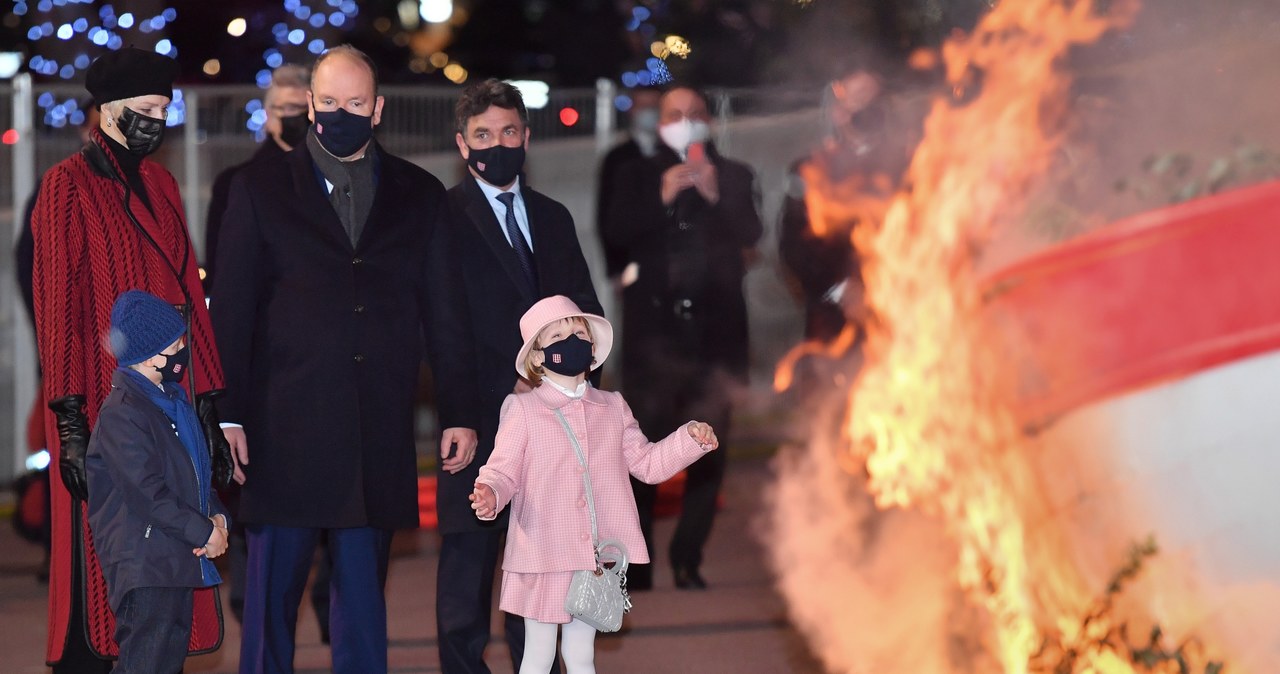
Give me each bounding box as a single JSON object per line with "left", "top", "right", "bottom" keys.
{"left": 553, "top": 408, "right": 600, "bottom": 552}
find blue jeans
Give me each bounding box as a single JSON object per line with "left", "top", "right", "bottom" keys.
{"left": 113, "top": 586, "right": 193, "bottom": 674}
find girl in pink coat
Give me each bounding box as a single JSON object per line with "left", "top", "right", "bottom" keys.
{"left": 470, "top": 295, "right": 718, "bottom": 673}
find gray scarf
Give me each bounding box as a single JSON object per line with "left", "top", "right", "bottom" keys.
{"left": 307, "top": 130, "right": 376, "bottom": 245}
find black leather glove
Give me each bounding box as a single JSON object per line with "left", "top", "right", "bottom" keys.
{"left": 48, "top": 394, "right": 90, "bottom": 501}
{"left": 195, "top": 390, "right": 236, "bottom": 489}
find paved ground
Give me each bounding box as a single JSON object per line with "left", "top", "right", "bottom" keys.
{"left": 0, "top": 457, "right": 825, "bottom": 673}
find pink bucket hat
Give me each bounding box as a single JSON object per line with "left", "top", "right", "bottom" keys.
{"left": 515, "top": 295, "right": 613, "bottom": 378}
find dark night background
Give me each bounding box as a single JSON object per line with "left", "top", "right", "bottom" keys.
{"left": 2, "top": 1, "right": 990, "bottom": 90}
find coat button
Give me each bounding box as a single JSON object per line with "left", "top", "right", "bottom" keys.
{"left": 352, "top": 257, "right": 364, "bottom": 265}
{"left": 354, "top": 304, "right": 365, "bottom": 313}
{"left": 353, "top": 354, "right": 365, "bottom": 363}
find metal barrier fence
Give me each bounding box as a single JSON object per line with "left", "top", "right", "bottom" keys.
{"left": 1, "top": 78, "right": 822, "bottom": 480}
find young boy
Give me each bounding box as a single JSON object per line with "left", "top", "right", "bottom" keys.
{"left": 86, "top": 290, "right": 229, "bottom": 673}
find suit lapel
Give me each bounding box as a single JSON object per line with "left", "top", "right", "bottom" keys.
{"left": 290, "top": 145, "right": 354, "bottom": 252}
{"left": 464, "top": 176, "right": 535, "bottom": 302}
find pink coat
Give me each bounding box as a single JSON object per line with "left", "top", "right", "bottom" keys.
{"left": 477, "top": 384, "right": 710, "bottom": 574}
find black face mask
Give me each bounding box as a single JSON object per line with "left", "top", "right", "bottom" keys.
{"left": 540, "top": 334, "right": 594, "bottom": 377}
{"left": 277, "top": 112, "right": 310, "bottom": 149}
{"left": 117, "top": 107, "right": 165, "bottom": 156}
{"left": 467, "top": 144, "right": 525, "bottom": 187}
{"left": 313, "top": 107, "right": 374, "bottom": 158}
{"left": 155, "top": 344, "right": 189, "bottom": 383}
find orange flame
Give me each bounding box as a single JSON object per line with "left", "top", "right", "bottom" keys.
{"left": 768, "top": 0, "right": 1240, "bottom": 672}
{"left": 773, "top": 324, "right": 857, "bottom": 393}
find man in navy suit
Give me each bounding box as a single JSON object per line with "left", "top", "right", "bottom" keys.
{"left": 211, "top": 45, "right": 477, "bottom": 673}
{"left": 435, "top": 78, "right": 603, "bottom": 673}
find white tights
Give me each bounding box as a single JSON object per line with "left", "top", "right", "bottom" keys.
{"left": 518, "top": 617, "right": 597, "bottom": 674}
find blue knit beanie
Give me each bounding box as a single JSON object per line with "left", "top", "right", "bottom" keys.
{"left": 109, "top": 290, "right": 187, "bottom": 366}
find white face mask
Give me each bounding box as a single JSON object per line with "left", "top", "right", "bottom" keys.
{"left": 658, "top": 118, "right": 710, "bottom": 157}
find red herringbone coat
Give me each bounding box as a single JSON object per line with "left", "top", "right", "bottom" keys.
{"left": 32, "top": 129, "right": 225, "bottom": 663}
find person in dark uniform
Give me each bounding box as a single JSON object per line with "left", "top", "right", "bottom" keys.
{"left": 778, "top": 57, "right": 910, "bottom": 352}
{"left": 595, "top": 86, "right": 662, "bottom": 285}
{"left": 203, "top": 63, "right": 310, "bottom": 291}
{"left": 601, "top": 85, "right": 763, "bottom": 591}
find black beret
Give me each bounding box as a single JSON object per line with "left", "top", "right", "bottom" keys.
{"left": 85, "top": 48, "right": 179, "bottom": 106}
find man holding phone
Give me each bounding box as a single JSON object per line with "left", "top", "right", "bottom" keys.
{"left": 600, "top": 85, "right": 763, "bottom": 591}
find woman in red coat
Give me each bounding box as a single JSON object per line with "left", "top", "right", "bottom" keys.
{"left": 31, "top": 48, "right": 236, "bottom": 671}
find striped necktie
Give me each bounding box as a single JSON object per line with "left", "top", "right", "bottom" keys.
{"left": 497, "top": 191, "right": 536, "bottom": 292}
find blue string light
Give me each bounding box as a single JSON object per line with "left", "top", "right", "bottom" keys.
{"left": 242, "top": 1, "right": 356, "bottom": 133}
{"left": 25, "top": 3, "right": 184, "bottom": 131}
{"left": 167, "top": 89, "right": 186, "bottom": 127}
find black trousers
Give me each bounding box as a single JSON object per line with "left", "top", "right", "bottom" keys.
{"left": 437, "top": 530, "right": 559, "bottom": 673}
{"left": 628, "top": 366, "right": 732, "bottom": 582}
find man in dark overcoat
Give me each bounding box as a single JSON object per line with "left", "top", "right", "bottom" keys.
{"left": 203, "top": 63, "right": 310, "bottom": 293}
{"left": 210, "top": 45, "right": 477, "bottom": 673}
{"left": 601, "top": 85, "right": 763, "bottom": 591}
{"left": 436, "top": 78, "right": 603, "bottom": 673}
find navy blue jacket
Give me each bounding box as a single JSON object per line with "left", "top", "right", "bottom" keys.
{"left": 86, "top": 369, "right": 229, "bottom": 611}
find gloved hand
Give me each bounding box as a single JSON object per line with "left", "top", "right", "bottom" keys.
{"left": 195, "top": 390, "right": 235, "bottom": 489}
{"left": 48, "top": 394, "right": 90, "bottom": 501}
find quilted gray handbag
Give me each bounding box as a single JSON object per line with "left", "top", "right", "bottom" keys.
{"left": 554, "top": 410, "right": 633, "bottom": 632}
{"left": 564, "top": 539, "right": 631, "bottom": 632}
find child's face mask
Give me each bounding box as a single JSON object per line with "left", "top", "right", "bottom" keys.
{"left": 154, "top": 344, "right": 189, "bottom": 383}
{"left": 540, "top": 334, "right": 594, "bottom": 377}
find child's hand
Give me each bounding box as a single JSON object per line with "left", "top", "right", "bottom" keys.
{"left": 687, "top": 422, "right": 719, "bottom": 450}
{"left": 470, "top": 482, "right": 498, "bottom": 520}
{"left": 195, "top": 520, "right": 229, "bottom": 559}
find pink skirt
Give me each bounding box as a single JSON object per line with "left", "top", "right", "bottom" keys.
{"left": 500, "top": 570, "right": 576, "bottom": 624}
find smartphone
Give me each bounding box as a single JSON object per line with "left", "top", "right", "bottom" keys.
{"left": 687, "top": 142, "right": 705, "bottom": 163}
